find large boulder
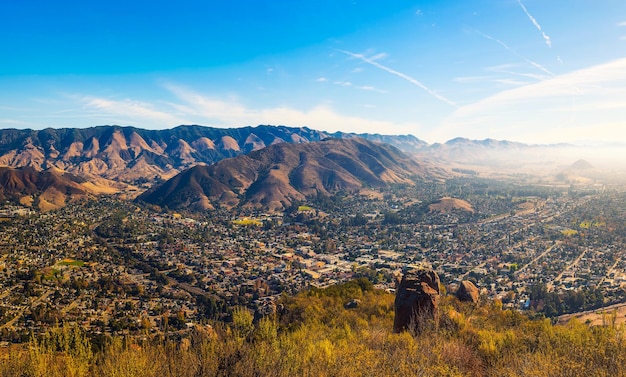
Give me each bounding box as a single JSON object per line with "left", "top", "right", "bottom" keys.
{"left": 456, "top": 280, "right": 480, "bottom": 303}
{"left": 344, "top": 299, "right": 361, "bottom": 309}
{"left": 393, "top": 268, "right": 440, "bottom": 333}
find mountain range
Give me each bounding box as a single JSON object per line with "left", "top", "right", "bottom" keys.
{"left": 136, "top": 137, "right": 443, "bottom": 211}
{"left": 0, "top": 125, "right": 427, "bottom": 187}
{"left": 0, "top": 124, "right": 618, "bottom": 211}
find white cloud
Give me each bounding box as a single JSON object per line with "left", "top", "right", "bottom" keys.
{"left": 517, "top": 0, "right": 552, "bottom": 47}
{"left": 80, "top": 96, "right": 185, "bottom": 127}
{"left": 436, "top": 58, "right": 626, "bottom": 144}
{"left": 0, "top": 118, "right": 38, "bottom": 128}
{"left": 477, "top": 31, "right": 554, "bottom": 76}
{"left": 316, "top": 77, "right": 328, "bottom": 82}
{"left": 453, "top": 75, "right": 493, "bottom": 84}
{"left": 492, "top": 78, "right": 529, "bottom": 86}
{"left": 337, "top": 49, "right": 457, "bottom": 106}
{"left": 257, "top": 105, "right": 420, "bottom": 135}
{"left": 357, "top": 85, "right": 388, "bottom": 93}
{"left": 486, "top": 65, "right": 549, "bottom": 81}
{"left": 163, "top": 84, "right": 420, "bottom": 135}
{"left": 618, "top": 21, "right": 626, "bottom": 27}
{"left": 333, "top": 81, "right": 352, "bottom": 87}
{"left": 369, "top": 53, "right": 388, "bottom": 61}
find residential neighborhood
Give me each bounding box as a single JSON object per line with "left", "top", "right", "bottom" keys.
{"left": 0, "top": 179, "right": 625, "bottom": 342}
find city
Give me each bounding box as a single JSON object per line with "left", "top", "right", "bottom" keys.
{"left": 1, "top": 176, "right": 624, "bottom": 342}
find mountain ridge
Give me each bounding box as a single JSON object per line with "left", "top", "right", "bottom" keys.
{"left": 137, "top": 137, "right": 444, "bottom": 211}
{"left": 0, "top": 125, "right": 427, "bottom": 186}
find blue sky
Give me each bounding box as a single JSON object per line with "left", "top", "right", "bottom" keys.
{"left": 1, "top": 0, "right": 626, "bottom": 145}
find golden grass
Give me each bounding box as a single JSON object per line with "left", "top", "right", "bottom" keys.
{"left": 561, "top": 229, "right": 579, "bottom": 236}
{"left": 80, "top": 181, "right": 121, "bottom": 195}
{"left": 430, "top": 197, "right": 474, "bottom": 213}
{"left": 57, "top": 259, "right": 85, "bottom": 267}
{"left": 1, "top": 281, "right": 625, "bottom": 377}
{"left": 232, "top": 218, "right": 263, "bottom": 226}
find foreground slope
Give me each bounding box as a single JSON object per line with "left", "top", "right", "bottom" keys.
{"left": 137, "top": 137, "right": 444, "bottom": 211}
{"left": 3, "top": 279, "right": 624, "bottom": 377}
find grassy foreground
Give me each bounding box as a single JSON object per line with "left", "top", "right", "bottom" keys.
{"left": 1, "top": 279, "right": 625, "bottom": 377}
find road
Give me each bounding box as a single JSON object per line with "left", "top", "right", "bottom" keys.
{"left": 0, "top": 289, "right": 53, "bottom": 329}
{"left": 515, "top": 241, "right": 562, "bottom": 275}
{"left": 599, "top": 257, "right": 622, "bottom": 286}
{"left": 547, "top": 248, "right": 588, "bottom": 291}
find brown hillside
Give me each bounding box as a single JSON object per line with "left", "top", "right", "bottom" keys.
{"left": 138, "top": 138, "right": 439, "bottom": 211}
{"left": 0, "top": 166, "right": 89, "bottom": 210}
{"left": 429, "top": 197, "right": 474, "bottom": 213}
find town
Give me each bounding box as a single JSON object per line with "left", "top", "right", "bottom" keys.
{"left": 0, "top": 176, "right": 625, "bottom": 343}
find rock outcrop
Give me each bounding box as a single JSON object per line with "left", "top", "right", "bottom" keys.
{"left": 344, "top": 299, "right": 361, "bottom": 309}
{"left": 393, "top": 269, "right": 440, "bottom": 333}
{"left": 456, "top": 281, "right": 480, "bottom": 303}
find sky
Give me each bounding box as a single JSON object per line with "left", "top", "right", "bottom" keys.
{"left": 1, "top": 0, "right": 626, "bottom": 145}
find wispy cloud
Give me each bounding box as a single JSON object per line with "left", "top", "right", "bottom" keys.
{"left": 477, "top": 31, "right": 554, "bottom": 76}
{"left": 163, "top": 84, "right": 420, "bottom": 134}
{"left": 79, "top": 96, "right": 186, "bottom": 127}
{"left": 315, "top": 77, "right": 328, "bottom": 82}
{"left": 486, "top": 64, "right": 549, "bottom": 81}
{"left": 337, "top": 49, "right": 456, "bottom": 106}
{"left": 333, "top": 81, "right": 352, "bottom": 87}
{"left": 357, "top": 85, "right": 387, "bottom": 94}
{"left": 369, "top": 53, "right": 389, "bottom": 61}
{"left": 437, "top": 58, "right": 626, "bottom": 144}
{"left": 492, "top": 78, "right": 529, "bottom": 86}
{"left": 0, "top": 105, "right": 33, "bottom": 112}
{"left": 453, "top": 75, "right": 493, "bottom": 84}
{"left": 0, "top": 118, "right": 38, "bottom": 128}
{"left": 517, "top": 0, "right": 552, "bottom": 47}
{"left": 618, "top": 21, "right": 626, "bottom": 27}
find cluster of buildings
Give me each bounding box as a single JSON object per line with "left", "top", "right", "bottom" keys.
{"left": 0, "top": 184, "right": 624, "bottom": 341}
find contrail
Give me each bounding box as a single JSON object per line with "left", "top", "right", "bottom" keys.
{"left": 477, "top": 31, "right": 554, "bottom": 76}
{"left": 337, "top": 49, "right": 457, "bottom": 106}
{"left": 517, "top": 0, "right": 552, "bottom": 48}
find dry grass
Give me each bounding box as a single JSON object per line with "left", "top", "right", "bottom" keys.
{"left": 1, "top": 282, "right": 625, "bottom": 377}
{"left": 429, "top": 197, "right": 474, "bottom": 213}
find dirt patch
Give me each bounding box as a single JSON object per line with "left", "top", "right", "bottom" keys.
{"left": 429, "top": 197, "right": 474, "bottom": 213}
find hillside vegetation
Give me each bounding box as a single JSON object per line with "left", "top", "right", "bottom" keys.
{"left": 1, "top": 279, "right": 625, "bottom": 376}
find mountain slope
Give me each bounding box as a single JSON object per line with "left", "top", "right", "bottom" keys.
{"left": 0, "top": 125, "right": 428, "bottom": 186}
{"left": 0, "top": 166, "right": 90, "bottom": 210}
{"left": 137, "top": 138, "right": 441, "bottom": 211}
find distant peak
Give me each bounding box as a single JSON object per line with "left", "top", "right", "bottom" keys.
{"left": 570, "top": 159, "right": 594, "bottom": 170}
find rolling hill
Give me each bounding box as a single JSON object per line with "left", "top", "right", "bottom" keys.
{"left": 0, "top": 166, "right": 91, "bottom": 210}
{"left": 137, "top": 137, "right": 446, "bottom": 211}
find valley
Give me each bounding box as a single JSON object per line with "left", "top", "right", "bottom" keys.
{"left": 0, "top": 171, "right": 624, "bottom": 342}
{"left": 0, "top": 124, "right": 624, "bottom": 345}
